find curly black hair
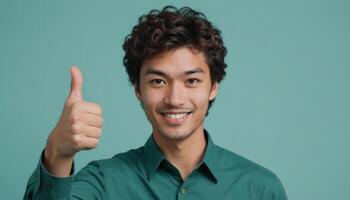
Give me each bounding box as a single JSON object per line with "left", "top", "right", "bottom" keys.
{"left": 122, "top": 6, "right": 227, "bottom": 116}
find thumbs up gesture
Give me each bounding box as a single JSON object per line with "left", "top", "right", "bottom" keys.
{"left": 44, "top": 66, "right": 103, "bottom": 176}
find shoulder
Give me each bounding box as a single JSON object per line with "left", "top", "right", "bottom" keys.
{"left": 215, "top": 145, "right": 287, "bottom": 197}
{"left": 215, "top": 145, "right": 274, "bottom": 175}
{"left": 215, "top": 145, "right": 274, "bottom": 172}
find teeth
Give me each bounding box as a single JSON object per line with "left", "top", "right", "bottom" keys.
{"left": 164, "top": 113, "right": 189, "bottom": 119}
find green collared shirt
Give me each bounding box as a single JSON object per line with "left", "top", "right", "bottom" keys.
{"left": 24, "top": 130, "right": 287, "bottom": 200}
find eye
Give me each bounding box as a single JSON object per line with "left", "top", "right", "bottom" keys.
{"left": 150, "top": 79, "right": 166, "bottom": 86}
{"left": 186, "top": 78, "right": 201, "bottom": 86}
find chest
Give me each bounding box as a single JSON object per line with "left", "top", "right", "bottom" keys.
{"left": 103, "top": 169, "right": 257, "bottom": 200}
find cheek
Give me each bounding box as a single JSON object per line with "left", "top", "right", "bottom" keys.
{"left": 188, "top": 88, "right": 211, "bottom": 108}
{"left": 141, "top": 89, "right": 164, "bottom": 110}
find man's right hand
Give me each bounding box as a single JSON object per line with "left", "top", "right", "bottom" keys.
{"left": 44, "top": 66, "right": 103, "bottom": 176}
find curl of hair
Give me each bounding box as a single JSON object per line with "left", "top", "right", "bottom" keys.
{"left": 123, "top": 6, "right": 227, "bottom": 115}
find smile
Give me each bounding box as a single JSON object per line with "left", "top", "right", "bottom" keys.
{"left": 163, "top": 113, "right": 189, "bottom": 119}
{"left": 160, "top": 111, "right": 192, "bottom": 124}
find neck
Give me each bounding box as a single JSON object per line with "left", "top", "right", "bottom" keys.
{"left": 153, "top": 127, "right": 207, "bottom": 180}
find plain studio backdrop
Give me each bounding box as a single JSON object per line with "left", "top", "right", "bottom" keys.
{"left": 0, "top": 0, "right": 349, "bottom": 199}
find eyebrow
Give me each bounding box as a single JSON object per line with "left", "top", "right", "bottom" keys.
{"left": 145, "top": 67, "right": 204, "bottom": 78}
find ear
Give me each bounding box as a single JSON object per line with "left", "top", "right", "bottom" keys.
{"left": 134, "top": 84, "right": 142, "bottom": 101}
{"left": 209, "top": 81, "right": 219, "bottom": 101}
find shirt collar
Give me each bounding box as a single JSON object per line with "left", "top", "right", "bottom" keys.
{"left": 143, "top": 129, "right": 220, "bottom": 183}
{"left": 201, "top": 129, "right": 220, "bottom": 183}
{"left": 143, "top": 134, "right": 165, "bottom": 181}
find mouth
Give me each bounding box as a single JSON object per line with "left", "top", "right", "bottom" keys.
{"left": 159, "top": 111, "right": 192, "bottom": 125}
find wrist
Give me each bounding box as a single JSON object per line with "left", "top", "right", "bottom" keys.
{"left": 43, "top": 146, "right": 74, "bottom": 177}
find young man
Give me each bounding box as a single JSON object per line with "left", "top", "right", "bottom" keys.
{"left": 24, "top": 6, "right": 287, "bottom": 200}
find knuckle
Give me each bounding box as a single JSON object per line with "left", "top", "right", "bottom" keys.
{"left": 70, "top": 115, "right": 80, "bottom": 124}
{"left": 91, "top": 103, "right": 102, "bottom": 113}
{"left": 98, "top": 117, "right": 103, "bottom": 127}
{"left": 72, "top": 135, "right": 81, "bottom": 147}
{"left": 71, "top": 124, "right": 80, "bottom": 133}
{"left": 97, "top": 128, "right": 102, "bottom": 136}
{"left": 92, "top": 128, "right": 101, "bottom": 137}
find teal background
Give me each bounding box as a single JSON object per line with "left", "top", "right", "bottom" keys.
{"left": 1, "top": 0, "right": 349, "bottom": 199}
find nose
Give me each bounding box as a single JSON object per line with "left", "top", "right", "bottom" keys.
{"left": 163, "top": 82, "right": 186, "bottom": 107}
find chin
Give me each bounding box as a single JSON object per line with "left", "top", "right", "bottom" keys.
{"left": 157, "top": 127, "right": 194, "bottom": 141}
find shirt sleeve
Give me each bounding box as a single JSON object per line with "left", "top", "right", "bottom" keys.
{"left": 23, "top": 150, "right": 106, "bottom": 200}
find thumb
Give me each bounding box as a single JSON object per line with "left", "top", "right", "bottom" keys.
{"left": 67, "top": 65, "right": 83, "bottom": 103}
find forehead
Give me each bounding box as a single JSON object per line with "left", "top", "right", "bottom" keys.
{"left": 140, "top": 46, "right": 210, "bottom": 77}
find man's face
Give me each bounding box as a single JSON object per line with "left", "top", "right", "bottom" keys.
{"left": 136, "top": 46, "right": 218, "bottom": 141}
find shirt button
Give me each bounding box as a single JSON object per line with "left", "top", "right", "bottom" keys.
{"left": 181, "top": 188, "right": 187, "bottom": 194}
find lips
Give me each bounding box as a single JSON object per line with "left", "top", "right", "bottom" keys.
{"left": 160, "top": 111, "right": 192, "bottom": 125}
